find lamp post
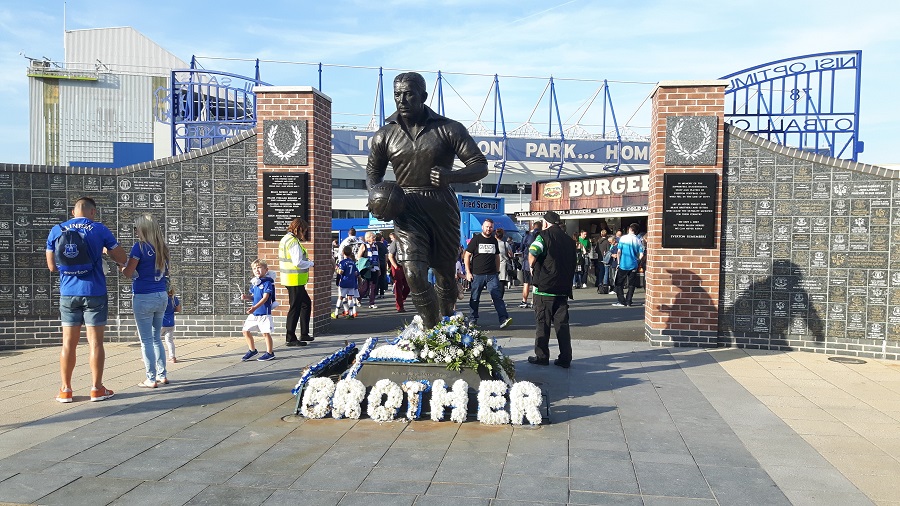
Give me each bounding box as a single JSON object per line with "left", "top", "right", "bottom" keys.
{"left": 516, "top": 181, "right": 526, "bottom": 211}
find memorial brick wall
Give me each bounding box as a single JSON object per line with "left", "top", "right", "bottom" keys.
{"left": 254, "top": 86, "right": 333, "bottom": 336}
{"left": 0, "top": 86, "right": 332, "bottom": 350}
{"left": 645, "top": 81, "right": 900, "bottom": 360}
{"left": 0, "top": 132, "right": 260, "bottom": 349}
{"left": 720, "top": 127, "right": 900, "bottom": 359}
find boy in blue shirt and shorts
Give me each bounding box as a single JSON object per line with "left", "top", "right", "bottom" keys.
{"left": 240, "top": 259, "right": 277, "bottom": 361}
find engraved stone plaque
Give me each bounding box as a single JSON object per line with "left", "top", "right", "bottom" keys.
{"left": 263, "top": 120, "right": 308, "bottom": 166}
{"left": 665, "top": 116, "right": 717, "bottom": 166}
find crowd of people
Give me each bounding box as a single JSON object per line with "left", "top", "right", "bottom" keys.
{"left": 330, "top": 219, "right": 648, "bottom": 316}
{"left": 565, "top": 224, "right": 647, "bottom": 301}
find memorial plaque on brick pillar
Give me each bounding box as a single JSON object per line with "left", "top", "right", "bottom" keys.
{"left": 255, "top": 86, "right": 333, "bottom": 336}
{"left": 645, "top": 81, "right": 727, "bottom": 347}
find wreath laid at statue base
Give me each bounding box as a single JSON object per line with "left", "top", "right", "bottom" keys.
{"left": 291, "top": 314, "right": 544, "bottom": 425}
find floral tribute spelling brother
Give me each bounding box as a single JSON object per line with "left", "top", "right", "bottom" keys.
{"left": 292, "top": 315, "right": 543, "bottom": 425}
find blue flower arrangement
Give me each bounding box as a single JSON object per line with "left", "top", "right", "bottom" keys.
{"left": 291, "top": 342, "right": 357, "bottom": 395}
{"left": 393, "top": 314, "right": 515, "bottom": 380}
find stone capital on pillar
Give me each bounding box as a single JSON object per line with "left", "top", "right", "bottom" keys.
{"left": 645, "top": 81, "right": 727, "bottom": 347}
{"left": 254, "top": 86, "right": 333, "bottom": 336}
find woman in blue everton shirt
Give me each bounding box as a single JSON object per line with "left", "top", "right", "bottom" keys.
{"left": 120, "top": 214, "right": 171, "bottom": 388}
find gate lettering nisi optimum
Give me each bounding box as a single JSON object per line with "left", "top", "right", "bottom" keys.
{"left": 721, "top": 50, "right": 863, "bottom": 161}
{"left": 166, "top": 60, "right": 271, "bottom": 156}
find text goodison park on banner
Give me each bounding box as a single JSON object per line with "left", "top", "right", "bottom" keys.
{"left": 332, "top": 130, "right": 650, "bottom": 165}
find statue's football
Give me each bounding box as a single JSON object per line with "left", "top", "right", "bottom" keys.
{"left": 367, "top": 181, "right": 406, "bottom": 221}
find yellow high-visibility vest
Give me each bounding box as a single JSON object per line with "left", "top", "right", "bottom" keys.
{"left": 278, "top": 233, "right": 309, "bottom": 286}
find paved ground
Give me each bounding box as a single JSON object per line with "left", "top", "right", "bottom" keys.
{"left": 0, "top": 287, "right": 898, "bottom": 505}
{"left": 327, "top": 282, "right": 647, "bottom": 341}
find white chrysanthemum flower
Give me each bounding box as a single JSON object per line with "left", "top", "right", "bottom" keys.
{"left": 369, "top": 344, "right": 417, "bottom": 361}
{"left": 444, "top": 355, "right": 452, "bottom": 363}
{"left": 428, "top": 350, "right": 436, "bottom": 359}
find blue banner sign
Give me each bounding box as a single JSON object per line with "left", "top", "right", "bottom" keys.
{"left": 458, "top": 195, "right": 504, "bottom": 213}
{"left": 368, "top": 214, "right": 394, "bottom": 229}
{"left": 332, "top": 130, "right": 650, "bottom": 165}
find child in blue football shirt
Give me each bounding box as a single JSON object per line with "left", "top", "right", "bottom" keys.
{"left": 333, "top": 245, "right": 360, "bottom": 319}
{"left": 240, "top": 259, "right": 276, "bottom": 361}
{"left": 161, "top": 284, "right": 181, "bottom": 363}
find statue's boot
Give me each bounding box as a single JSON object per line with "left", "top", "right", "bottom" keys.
{"left": 433, "top": 283, "right": 457, "bottom": 319}
{"left": 410, "top": 288, "right": 441, "bottom": 328}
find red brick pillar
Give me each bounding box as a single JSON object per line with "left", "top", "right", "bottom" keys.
{"left": 646, "top": 81, "right": 726, "bottom": 347}
{"left": 254, "top": 86, "right": 332, "bottom": 337}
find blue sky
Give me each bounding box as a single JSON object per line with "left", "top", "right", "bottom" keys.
{"left": 1, "top": 0, "right": 898, "bottom": 165}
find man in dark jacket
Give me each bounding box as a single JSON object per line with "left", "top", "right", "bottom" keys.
{"left": 527, "top": 211, "right": 576, "bottom": 368}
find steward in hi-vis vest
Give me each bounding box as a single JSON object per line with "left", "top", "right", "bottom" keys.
{"left": 279, "top": 234, "right": 310, "bottom": 287}
{"left": 279, "top": 218, "right": 314, "bottom": 347}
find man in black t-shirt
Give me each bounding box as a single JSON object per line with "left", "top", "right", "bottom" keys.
{"left": 464, "top": 218, "right": 512, "bottom": 328}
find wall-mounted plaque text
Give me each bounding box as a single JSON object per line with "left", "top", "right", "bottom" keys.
{"left": 662, "top": 173, "right": 718, "bottom": 248}
{"left": 262, "top": 172, "right": 309, "bottom": 241}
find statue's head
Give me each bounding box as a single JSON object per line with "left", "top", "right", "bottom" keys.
{"left": 393, "top": 72, "right": 428, "bottom": 121}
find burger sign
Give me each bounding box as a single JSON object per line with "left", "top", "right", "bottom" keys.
{"left": 542, "top": 182, "right": 562, "bottom": 200}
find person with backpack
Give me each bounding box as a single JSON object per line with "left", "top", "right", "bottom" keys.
{"left": 527, "top": 211, "right": 576, "bottom": 369}
{"left": 612, "top": 223, "right": 645, "bottom": 307}
{"left": 120, "top": 213, "right": 172, "bottom": 388}
{"left": 596, "top": 232, "right": 613, "bottom": 293}
{"left": 46, "top": 196, "right": 127, "bottom": 403}
{"left": 355, "top": 245, "right": 374, "bottom": 309}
